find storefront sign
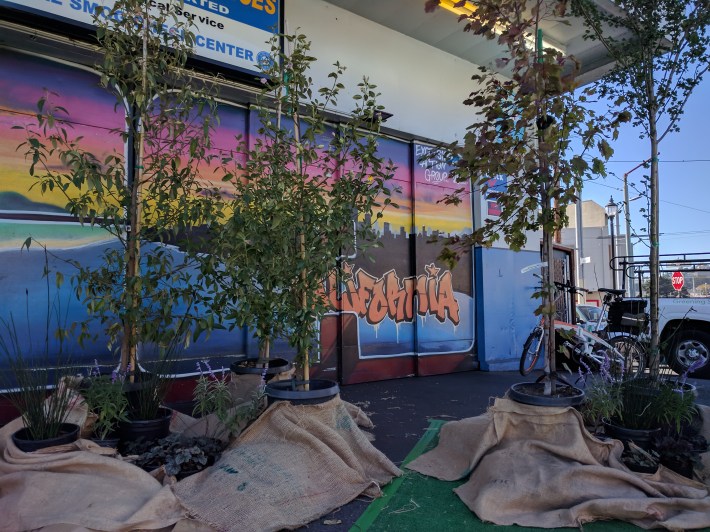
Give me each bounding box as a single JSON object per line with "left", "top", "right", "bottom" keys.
{"left": 0, "top": 0, "right": 280, "bottom": 75}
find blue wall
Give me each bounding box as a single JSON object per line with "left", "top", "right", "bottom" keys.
{"left": 475, "top": 247, "right": 541, "bottom": 371}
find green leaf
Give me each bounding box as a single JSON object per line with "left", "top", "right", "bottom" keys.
{"left": 598, "top": 139, "right": 614, "bottom": 159}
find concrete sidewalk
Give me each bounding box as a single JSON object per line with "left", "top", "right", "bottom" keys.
{"left": 302, "top": 370, "right": 710, "bottom": 531}
{"left": 340, "top": 371, "right": 525, "bottom": 464}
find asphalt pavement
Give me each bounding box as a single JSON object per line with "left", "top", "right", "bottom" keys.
{"left": 301, "top": 369, "right": 710, "bottom": 531}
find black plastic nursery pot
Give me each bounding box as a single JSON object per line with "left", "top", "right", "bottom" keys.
{"left": 119, "top": 407, "right": 173, "bottom": 444}
{"left": 12, "top": 423, "right": 80, "bottom": 452}
{"left": 603, "top": 419, "right": 661, "bottom": 451}
{"left": 508, "top": 382, "right": 585, "bottom": 407}
{"left": 90, "top": 435, "right": 121, "bottom": 449}
{"left": 265, "top": 379, "right": 340, "bottom": 406}
{"left": 230, "top": 357, "right": 292, "bottom": 382}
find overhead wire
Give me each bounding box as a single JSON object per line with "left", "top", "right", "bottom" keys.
{"left": 606, "top": 159, "right": 710, "bottom": 163}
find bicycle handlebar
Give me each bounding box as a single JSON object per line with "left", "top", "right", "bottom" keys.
{"left": 530, "top": 273, "right": 590, "bottom": 295}
{"left": 554, "top": 281, "right": 590, "bottom": 295}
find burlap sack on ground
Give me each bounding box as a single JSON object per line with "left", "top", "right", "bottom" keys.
{"left": 172, "top": 396, "right": 401, "bottom": 532}
{"left": 408, "top": 397, "right": 710, "bottom": 530}
{"left": 0, "top": 416, "right": 185, "bottom": 531}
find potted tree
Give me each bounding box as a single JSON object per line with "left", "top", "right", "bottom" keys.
{"left": 206, "top": 33, "right": 396, "bottom": 403}
{"left": 425, "top": 0, "right": 624, "bottom": 403}
{"left": 571, "top": 0, "right": 710, "bottom": 376}
{"left": 16, "top": 0, "right": 223, "bottom": 430}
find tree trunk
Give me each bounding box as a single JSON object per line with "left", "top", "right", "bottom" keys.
{"left": 648, "top": 104, "right": 660, "bottom": 374}
{"left": 122, "top": 4, "right": 149, "bottom": 374}
{"left": 260, "top": 336, "right": 271, "bottom": 359}
{"left": 542, "top": 192, "right": 557, "bottom": 395}
{"left": 535, "top": 24, "right": 556, "bottom": 395}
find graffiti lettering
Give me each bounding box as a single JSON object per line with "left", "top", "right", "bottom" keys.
{"left": 326, "top": 263, "right": 460, "bottom": 326}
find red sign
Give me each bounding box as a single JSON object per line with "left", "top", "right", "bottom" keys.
{"left": 672, "top": 271, "right": 685, "bottom": 291}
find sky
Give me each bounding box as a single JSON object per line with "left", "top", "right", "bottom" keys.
{"left": 580, "top": 76, "right": 710, "bottom": 260}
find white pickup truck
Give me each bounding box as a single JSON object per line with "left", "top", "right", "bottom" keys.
{"left": 583, "top": 292, "right": 710, "bottom": 378}
{"left": 658, "top": 297, "right": 710, "bottom": 378}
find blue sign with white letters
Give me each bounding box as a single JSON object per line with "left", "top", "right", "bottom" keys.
{"left": 0, "top": 0, "right": 281, "bottom": 76}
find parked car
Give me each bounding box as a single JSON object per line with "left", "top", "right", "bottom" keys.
{"left": 657, "top": 298, "right": 710, "bottom": 378}
{"left": 597, "top": 297, "right": 710, "bottom": 379}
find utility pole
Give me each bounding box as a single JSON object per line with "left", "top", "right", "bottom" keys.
{"left": 623, "top": 172, "right": 634, "bottom": 296}
{"left": 623, "top": 156, "right": 655, "bottom": 297}
{"left": 575, "top": 193, "right": 585, "bottom": 295}
{"left": 605, "top": 197, "right": 618, "bottom": 290}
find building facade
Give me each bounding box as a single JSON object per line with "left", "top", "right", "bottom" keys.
{"left": 0, "top": 0, "right": 617, "bottom": 379}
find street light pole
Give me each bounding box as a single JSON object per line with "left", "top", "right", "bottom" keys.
{"left": 605, "top": 196, "right": 619, "bottom": 290}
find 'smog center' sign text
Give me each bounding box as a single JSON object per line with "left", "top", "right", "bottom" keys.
{"left": 0, "top": 0, "right": 279, "bottom": 75}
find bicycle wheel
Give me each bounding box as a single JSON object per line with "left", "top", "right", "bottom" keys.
{"left": 609, "top": 335, "right": 645, "bottom": 379}
{"left": 520, "top": 327, "right": 544, "bottom": 376}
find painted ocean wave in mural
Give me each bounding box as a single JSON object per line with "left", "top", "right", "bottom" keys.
{"left": 0, "top": 233, "right": 472, "bottom": 372}
{"left": 0, "top": 220, "right": 114, "bottom": 251}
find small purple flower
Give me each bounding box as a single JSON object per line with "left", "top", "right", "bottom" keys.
{"left": 203, "top": 359, "right": 218, "bottom": 380}
{"left": 578, "top": 357, "right": 593, "bottom": 385}
{"left": 598, "top": 352, "right": 613, "bottom": 382}
{"left": 679, "top": 358, "right": 704, "bottom": 388}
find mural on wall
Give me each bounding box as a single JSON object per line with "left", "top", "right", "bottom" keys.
{"left": 0, "top": 50, "right": 124, "bottom": 365}
{"left": 0, "top": 50, "right": 250, "bottom": 372}
{"left": 317, "top": 140, "right": 475, "bottom": 384}
{"left": 0, "top": 49, "right": 476, "bottom": 382}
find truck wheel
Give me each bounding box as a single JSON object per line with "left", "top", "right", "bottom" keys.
{"left": 669, "top": 329, "right": 710, "bottom": 378}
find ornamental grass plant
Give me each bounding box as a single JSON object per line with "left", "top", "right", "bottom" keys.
{"left": 192, "top": 360, "right": 267, "bottom": 439}
{"left": 580, "top": 354, "right": 697, "bottom": 433}
{"left": 0, "top": 316, "right": 78, "bottom": 441}
{"left": 579, "top": 350, "right": 707, "bottom": 477}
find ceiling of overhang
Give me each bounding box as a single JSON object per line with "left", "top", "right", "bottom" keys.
{"left": 320, "top": 0, "right": 621, "bottom": 84}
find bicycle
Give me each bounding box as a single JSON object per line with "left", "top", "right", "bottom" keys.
{"left": 519, "top": 280, "right": 645, "bottom": 379}
{"left": 593, "top": 287, "right": 649, "bottom": 341}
